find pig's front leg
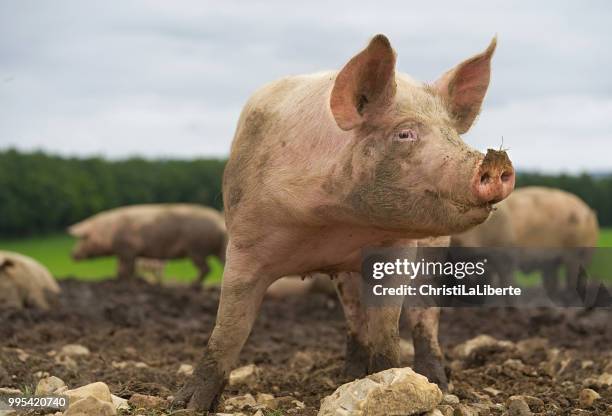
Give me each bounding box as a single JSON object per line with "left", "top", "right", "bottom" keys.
{"left": 173, "top": 250, "right": 274, "bottom": 411}
{"left": 334, "top": 273, "right": 369, "bottom": 379}
{"left": 366, "top": 305, "right": 402, "bottom": 372}
{"left": 405, "top": 307, "right": 448, "bottom": 391}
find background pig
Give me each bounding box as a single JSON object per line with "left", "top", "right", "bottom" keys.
{"left": 68, "top": 204, "right": 226, "bottom": 285}
{"left": 452, "top": 186, "right": 599, "bottom": 293}
{"left": 175, "top": 34, "right": 514, "bottom": 411}
{"left": 0, "top": 250, "right": 60, "bottom": 310}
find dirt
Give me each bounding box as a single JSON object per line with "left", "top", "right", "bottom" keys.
{"left": 1, "top": 278, "right": 611, "bottom": 415}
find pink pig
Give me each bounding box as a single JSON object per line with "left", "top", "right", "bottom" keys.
{"left": 175, "top": 34, "right": 514, "bottom": 410}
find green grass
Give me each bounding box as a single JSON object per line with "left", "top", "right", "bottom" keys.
{"left": 0, "top": 234, "right": 223, "bottom": 284}
{"left": 2, "top": 228, "right": 612, "bottom": 284}
{"left": 598, "top": 228, "right": 612, "bottom": 247}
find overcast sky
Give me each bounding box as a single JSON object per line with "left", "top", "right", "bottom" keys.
{"left": 1, "top": 1, "right": 611, "bottom": 173}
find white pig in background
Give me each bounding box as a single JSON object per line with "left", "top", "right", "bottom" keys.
{"left": 0, "top": 250, "right": 60, "bottom": 310}
{"left": 452, "top": 186, "right": 599, "bottom": 293}
{"left": 174, "top": 34, "right": 514, "bottom": 410}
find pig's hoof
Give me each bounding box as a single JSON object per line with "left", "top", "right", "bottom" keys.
{"left": 414, "top": 356, "right": 449, "bottom": 391}
{"left": 369, "top": 352, "right": 400, "bottom": 373}
{"left": 344, "top": 334, "right": 369, "bottom": 379}
{"left": 172, "top": 356, "right": 227, "bottom": 411}
{"left": 172, "top": 376, "right": 224, "bottom": 411}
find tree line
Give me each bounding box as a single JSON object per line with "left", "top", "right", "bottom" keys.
{"left": 1, "top": 149, "right": 611, "bottom": 236}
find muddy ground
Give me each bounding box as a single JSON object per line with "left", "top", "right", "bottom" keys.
{"left": 1, "top": 278, "right": 611, "bottom": 415}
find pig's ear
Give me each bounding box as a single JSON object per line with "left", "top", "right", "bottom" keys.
{"left": 434, "top": 37, "right": 497, "bottom": 134}
{"left": 330, "top": 34, "right": 397, "bottom": 131}
{"left": 0, "top": 259, "right": 14, "bottom": 272}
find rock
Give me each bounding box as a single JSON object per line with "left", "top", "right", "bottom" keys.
{"left": 64, "top": 396, "right": 116, "bottom": 416}
{"left": 35, "top": 376, "right": 67, "bottom": 395}
{"left": 318, "top": 367, "right": 442, "bottom": 416}
{"left": 436, "top": 405, "right": 454, "bottom": 416}
{"left": 597, "top": 372, "right": 612, "bottom": 386}
{"left": 507, "top": 396, "right": 532, "bottom": 416}
{"left": 33, "top": 371, "right": 50, "bottom": 379}
{"left": 424, "top": 409, "right": 444, "bottom": 416}
{"left": 111, "top": 394, "right": 129, "bottom": 411}
{"left": 177, "top": 363, "right": 194, "bottom": 376}
{"left": 579, "top": 388, "right": 600, "bottom": 407}
{"left": 292, "top": 399, "right": 306, "bottom": 409}
{"left": 255, "top": 393, "right": 277, "bottom": 409}
{"left": 128, "top": 393, "right": 167, "bottom": 409}
{"left": 453, "top": 404, "right": 478, "bottom": 416}
{"left": 55, "top": 354, "right": 78, "bottom": 371}
{"left": 442, "top": 394, "right": 459, "bottom": 405}
{"left": 0, "top": 387, "right": 21, "bottom": 395}
{"left": 60, "top": 344, "right": 90, "bottom": 357}
{"left": 453, "top": 335, "right": 515, "bottom": 360}
{"left": 228, "top": 364, "right": 259, "bottom": 387}
{"left": 483, "top": 387, "right": 501, "bottom": 396}
{"left": 65, "top": 382, "right": 113, "bottom": 404}
{"left": 290, "top": 350, "right": 315, "bottom": 370}
{"left": 224, "top": 393, "right": 257, "bottom": 410}
{"left": 0, "top": 251, "right": 61, "bottom": 310}
{"left": 515, "top": 395, "right": 544, "bottom": 408}
{"left": 515, "top": 337, "right": 548, "bottom": 356}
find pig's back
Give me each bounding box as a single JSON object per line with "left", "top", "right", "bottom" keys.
{"left": 506, "top": 187, "right": 598, "bottom": 247}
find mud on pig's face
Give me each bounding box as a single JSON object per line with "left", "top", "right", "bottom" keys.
{"left": 329, "top": 34, "right": 514, "bottom": 236}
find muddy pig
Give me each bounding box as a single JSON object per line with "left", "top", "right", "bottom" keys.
{"left": 68, "top": 204, "right": 226, "bottom": 285}
{"left": 174, "top": 34, "right": 514, "bottom": 410}
{"left": 0, "top": 250, "right": 60, "bottom": 309}
{"left": 453, "top": 186, "right": 599, "bottom": 293}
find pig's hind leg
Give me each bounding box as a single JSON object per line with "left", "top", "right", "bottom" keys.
{"left": 173, "top": 249, "right": 275, "bottom": 411}
{"left": 117, "top": 257, "right": 136, "bottom": 279}
{"left": 189, "top": 255, "right": 210, "bottom": 290}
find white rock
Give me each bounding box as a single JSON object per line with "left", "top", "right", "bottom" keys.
{"left": 111, "top": 394, "right": 129, "bottom": 411}
{"left": 60, "top": 344, "right": 90, "bottom": 357}
{"left": 228, "top": 364, "right": 259, "bottom": 387}
{"left": 318, "top": 367, "right": 442, "bottom": 416}
{"left": 255, "top": 393, "right": 277, "bottom": 409}
{"left": 399, "top": 339, "right": 415, "bottom": 362}
{"left": 441, "top": 394, "right": 459, "bottom": 405}
{"left": 64, "top": 382, "right": 113, "bottom": 404}
{"left": 579, "top": 388, "right": 600, "bottom": 407}
{"left": 0, "top": 387, "right": 21, "bottom": 395}
{"left": 35, "top": 376, "right": 67, "bottom": 395}
{"left": 453, "top": 335, "right": 515, "bottom": 359}
{"left": 177, "top": 363, "right": 194, "bottom": 376}
{"left": 424, "top": 410, "right": 444, "bottom": 416}
{"left": 64, "top": 396, "right": 116, "bottom": 416}
{"left": 597, "top": 372, "right": 612, "bottom": 386}
{"left": 224, "top": 393, "right": 257, "bottom": 410}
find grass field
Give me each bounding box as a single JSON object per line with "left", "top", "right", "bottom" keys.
{"left": 1, "top": 229, "right": 611, "bottom": 284}
{"left": 0, "top": 234, "right": 223, "bottom": 283}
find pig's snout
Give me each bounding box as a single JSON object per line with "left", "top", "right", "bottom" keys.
{"left": 471, "top": 149, "right": 515, "bottom": 204}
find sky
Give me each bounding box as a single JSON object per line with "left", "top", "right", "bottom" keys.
{"left": 0, "top": 1, "right": 611, "bottom": 173}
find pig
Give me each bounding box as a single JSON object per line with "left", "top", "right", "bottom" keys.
{"left": 68, "top": 204, "right": 226, "bottom": 285}
{"left": 0, "top": 250, "right": 60, "bottom": 309}
{"left": 452, "top": 187, "right": 599, "bottom": 293}
{"left": 174, "top": 34, "right": 514, "bottom": 411}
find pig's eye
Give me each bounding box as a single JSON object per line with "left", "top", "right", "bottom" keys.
{"left": 394, "top": 129, "right": 419, "bottom": 142}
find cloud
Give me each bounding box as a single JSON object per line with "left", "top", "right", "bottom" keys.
{"left": 0, "top": 0, "right": 610, "bottom": 172}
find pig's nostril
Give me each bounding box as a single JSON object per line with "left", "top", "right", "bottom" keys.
{"left": 480, "top": 172, "right": 490, "bottom": 185}
{"left": 501, "top": 171, "right": 513, "bottom": 183}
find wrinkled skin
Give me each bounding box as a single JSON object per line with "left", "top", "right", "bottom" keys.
{"left": 452, "top": 186, "right": 599, "bottom": 294}
{"left": 175, "top": 35, "right": 514, "bottom": 411}
{"left": 69, "top": 204, "right": 227, "bottom": 286}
